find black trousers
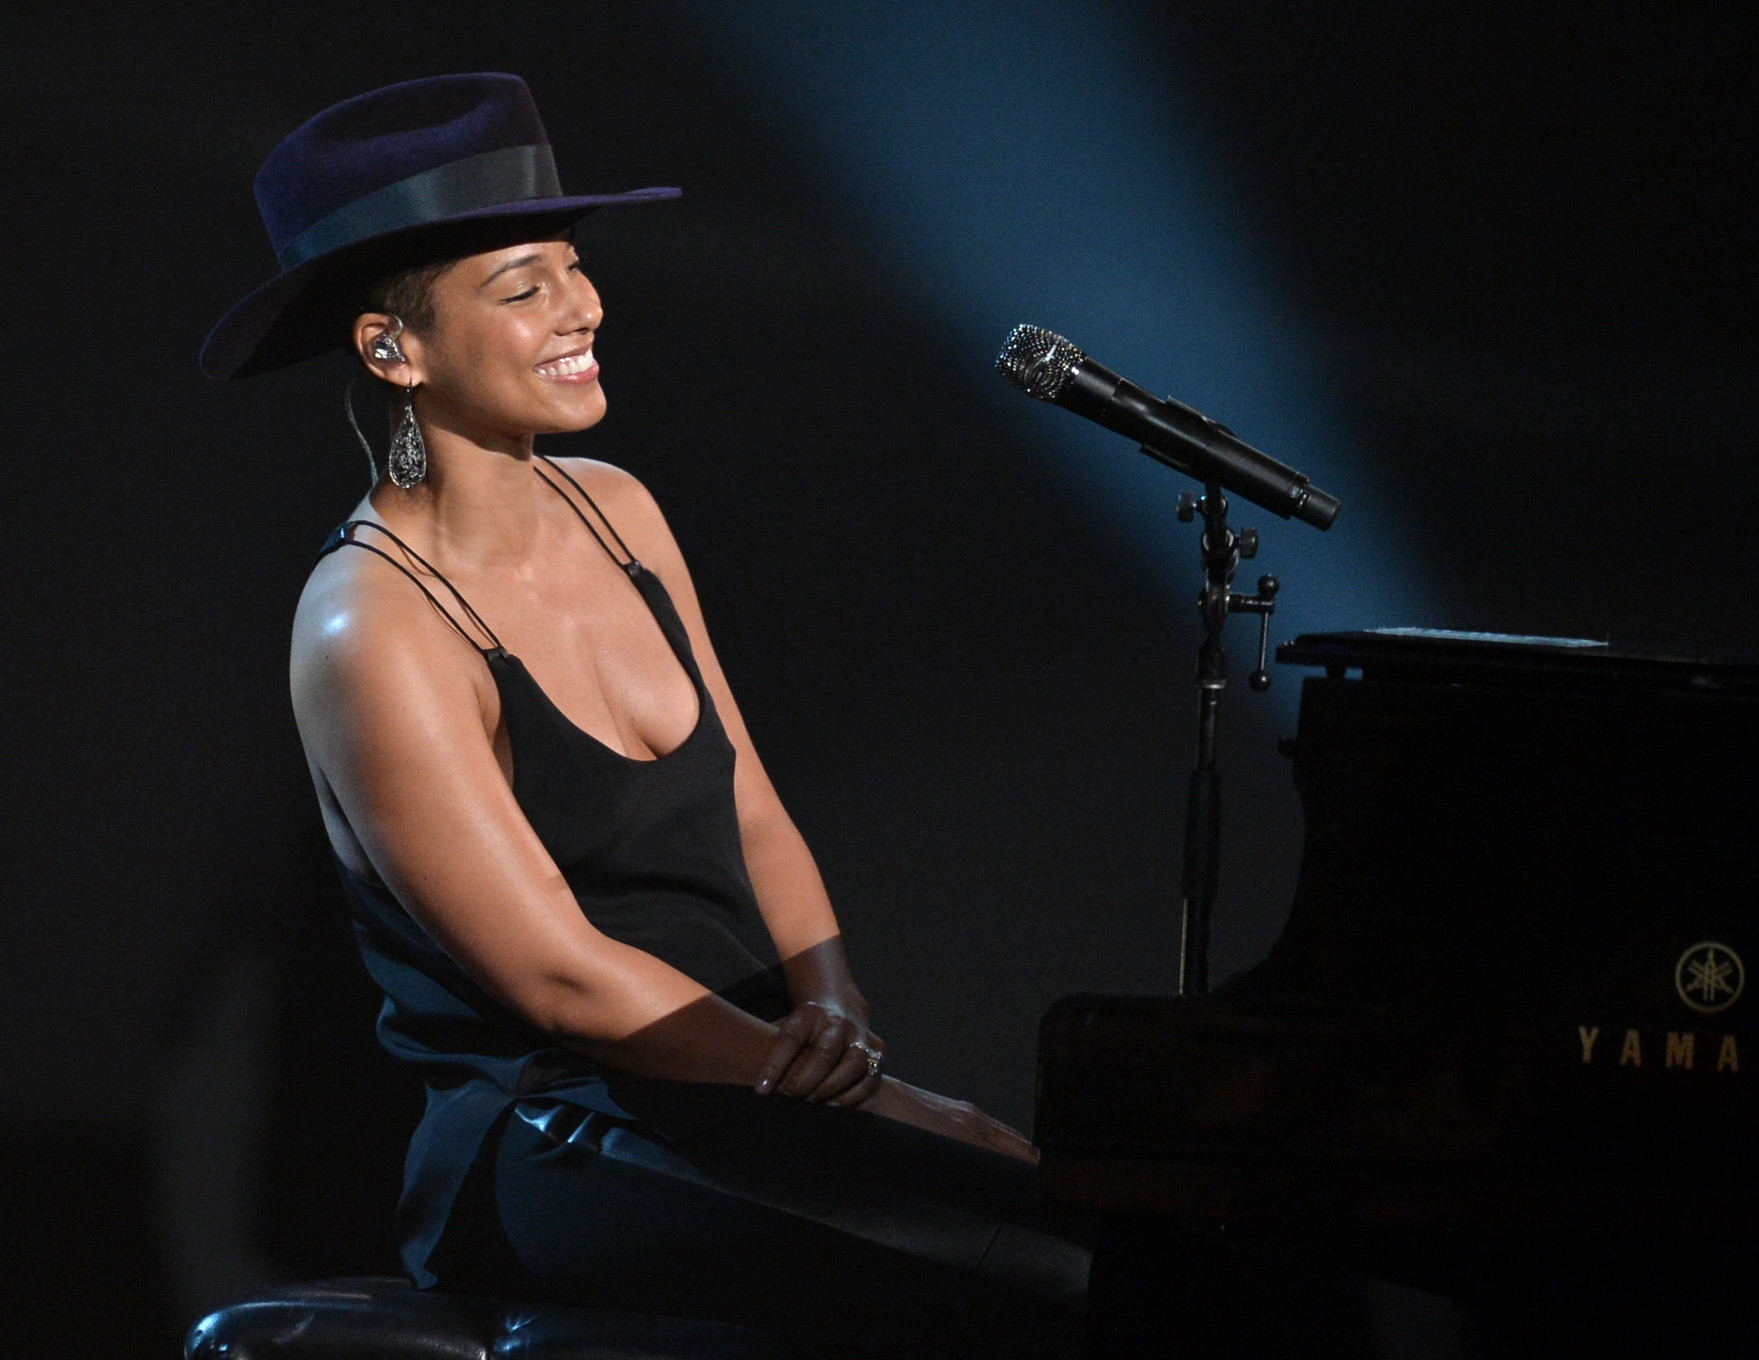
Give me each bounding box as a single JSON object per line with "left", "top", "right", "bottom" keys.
{"left": 428, "top": 1089, "right": 1092, "bottom": 1360}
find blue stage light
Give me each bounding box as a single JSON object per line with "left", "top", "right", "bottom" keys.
{"left": 680, "top": 0, "right": 1431, "bottom": 702}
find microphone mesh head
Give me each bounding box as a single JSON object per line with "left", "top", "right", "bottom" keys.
{"left": 995, "top": 324, "right": 1084, "bottom": 402}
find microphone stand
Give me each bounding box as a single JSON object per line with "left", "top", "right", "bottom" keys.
{"left": 1173, "top": 478, "right": 1278, "bottom": 997}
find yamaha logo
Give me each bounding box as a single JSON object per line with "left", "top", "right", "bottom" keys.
{"left": 1675, "top": 942, "right": 1745, "bottom": 1014}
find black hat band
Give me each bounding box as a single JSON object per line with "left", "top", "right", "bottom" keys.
{"left": 276, "top": 142, "right": 562, "bottom": 270}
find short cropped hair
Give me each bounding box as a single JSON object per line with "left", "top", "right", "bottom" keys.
{"left": 354, "top": 256, "right": 456, "bottom": 343}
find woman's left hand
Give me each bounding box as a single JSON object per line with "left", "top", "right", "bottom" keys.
{"left": 754, "top": 998, "right": 884, "bottom": 1106}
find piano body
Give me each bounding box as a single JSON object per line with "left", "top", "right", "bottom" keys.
{"left": 1036, "top": 630, "right": 1759, "bottom": 1356}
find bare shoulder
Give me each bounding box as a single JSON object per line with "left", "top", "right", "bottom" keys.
{"left": 289, "top": 534, "right": 487, "bottom": 722}
{"left": 544, "top": 455, "right": 673, "bottom": 547}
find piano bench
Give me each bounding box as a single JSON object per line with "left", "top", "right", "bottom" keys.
{"left": 184, "top": 1276, "right": 797, "bottom": 1359}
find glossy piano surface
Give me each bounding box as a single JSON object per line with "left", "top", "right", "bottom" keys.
{"left": 1037, "top": 629, "right": 1759, "bottom": 1232}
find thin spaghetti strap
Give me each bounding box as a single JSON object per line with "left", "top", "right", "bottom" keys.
{"left": 533, "top": 454, "right": 640, "bottom": 571}
{"left": 321, "top": 520, "right": 505, "bottom": 653}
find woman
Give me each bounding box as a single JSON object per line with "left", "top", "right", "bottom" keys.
{"left": 203, "top": 74, "right": 1090, "bottom": 1358}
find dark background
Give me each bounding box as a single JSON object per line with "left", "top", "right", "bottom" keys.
{"left": 2, "top": 2, "right": 1752, "bottom": 1353}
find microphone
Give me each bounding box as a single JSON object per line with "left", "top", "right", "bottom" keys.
{"left": 995, "top": 324, "right": 1340, "bottom": 530}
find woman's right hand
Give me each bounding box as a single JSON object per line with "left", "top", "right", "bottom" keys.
{"left": 853, "top": 1076, "right": 1040, "bottom": 1164}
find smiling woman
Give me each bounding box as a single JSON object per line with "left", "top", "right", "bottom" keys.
{"left": 200, "top": 73, "right": 1090, "bottom": 1359}
{"left": 354, "top": 238, "right": 608, "bottom": 456}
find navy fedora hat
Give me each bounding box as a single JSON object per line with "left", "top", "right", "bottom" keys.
{"left": 201, "top": 72, "right": 679, "bottom": 379}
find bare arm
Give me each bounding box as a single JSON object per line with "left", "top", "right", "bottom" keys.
{"left": 552, "top": 466, "right": 1038, "bottom": 1160}
{"left": 589, "top": 468, "right": 869, "bottom": 1016}
{"left": 295, "top": 489, "right": 1036, "bottom": 1161}
{"left": 292, "top": 555, "right": 781, "bottom": 1085}
{"left": 574, "top": 464, "right": 895, "bottom": 1105}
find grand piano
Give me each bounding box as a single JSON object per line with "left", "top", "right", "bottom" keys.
{"left": 1035, "top": 630, "right": 1759, "bottom": 1356}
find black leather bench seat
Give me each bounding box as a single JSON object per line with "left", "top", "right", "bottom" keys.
{"left": 184, "top": 1276, "right": 799, "bottom": 1359}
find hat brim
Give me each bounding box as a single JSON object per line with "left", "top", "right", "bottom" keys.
{"left": 200, "top": 187, "right": 680, "bottom": 380}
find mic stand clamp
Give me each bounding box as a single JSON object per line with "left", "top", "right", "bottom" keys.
{"left": 1171, "top": 478, "right": 1279, "bottom": 997}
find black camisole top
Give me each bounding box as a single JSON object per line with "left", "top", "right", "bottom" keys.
{"left": 318, "top": 455, "right": 793, "bottom": 1286}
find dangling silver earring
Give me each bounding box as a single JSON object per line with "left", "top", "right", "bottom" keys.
{"left": 387, "top": 384, "right": 427, "bottom": 489}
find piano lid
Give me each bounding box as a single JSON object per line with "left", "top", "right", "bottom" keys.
{"left": 1278, "top": 628, "right": 1759, "bottom": 694}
